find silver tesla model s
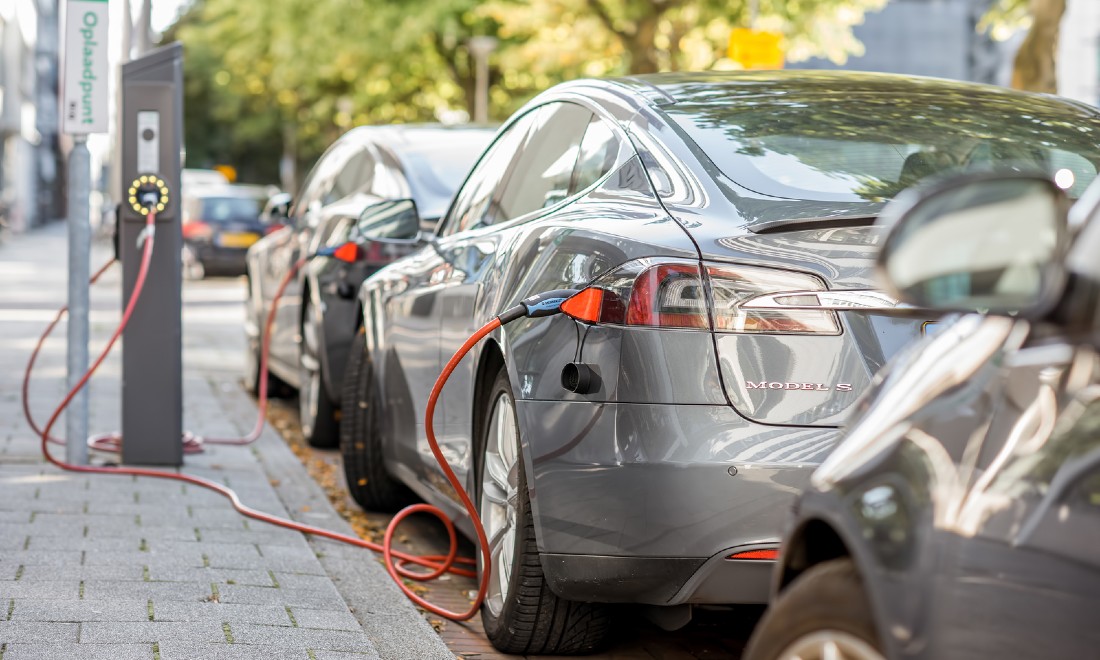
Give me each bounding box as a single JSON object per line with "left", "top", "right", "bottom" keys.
{"left": 340, "top": 71, "right": 1100, "bottom": 654}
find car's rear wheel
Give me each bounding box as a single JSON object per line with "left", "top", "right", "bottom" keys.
{"left": 477, "top": 367, "right": 611, "bottom": 655}
{"left": 299, "top": 298, "right": 340, "bottom": 448}
{"left": 744, "top": 558, "right": 884, "bottom": 660}
{"left": 182, "top": 244, "right": 205, "bottom": 280}
{"left": 340, "top": 327, "right": 414, "bottom": 512}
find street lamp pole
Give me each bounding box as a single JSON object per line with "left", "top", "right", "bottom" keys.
{"left": 135, "top": 0, "right": 153, "bottom": 56}
{"left": 467, "top": 36, "right": 497, "bottom": 124}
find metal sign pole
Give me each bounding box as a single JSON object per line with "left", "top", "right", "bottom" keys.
{"left": 60, "top": 0, "right": 109, "bottom": 465}
{"left": 65, "top": 136, "right": 92, "bottom": 466}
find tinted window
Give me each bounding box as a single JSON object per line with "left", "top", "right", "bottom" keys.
{"left": 399, "top": 141, "right": 493, "bottom": 220}
{"left": 199, "top": 197, "right": 263, "bottom": 224}
{"left": 372, "top": 150, "right": 408, "bottom": 201}
{"left": 441, "top": 116, "right": 535, "bottom": 235}
{"left": 296, "top": 142, "right": 355, "bottom": 217}
{"left": 327, "top": 148, "right": 375, "bottom": 203}
{"left": 493, "top": 103, "right": 592, "bottom": 223}
{"left": 666, "top": 92, "right": 1100, "bottom": 209}
{"left": 571, "top": 116, "right": 620, "bottom": 194}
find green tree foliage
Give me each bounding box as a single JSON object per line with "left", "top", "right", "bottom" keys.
{"left": 167, "top": 0, "right": 888, "bottom": 186}
{"left": 980, "top": 0, "right": 1034, "bottom": 39}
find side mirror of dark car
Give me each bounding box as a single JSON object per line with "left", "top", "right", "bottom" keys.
{"left": 411, "top": 230, "right": 438, "bottom": 247}
{"left": 357, "top": 198, "right": 422, "bottom": 243}
{"left": 876, "top": 172, "right": 1071, "bottom": 319}
{"left": 262, "top": 192, "right": 292, "bottom": 219}
{"left": 261, "top": 192, "right": 293, "bottom": 232}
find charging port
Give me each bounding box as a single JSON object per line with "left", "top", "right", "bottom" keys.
{"left": 127, "top": 174, "right": 170, "bottom": 216}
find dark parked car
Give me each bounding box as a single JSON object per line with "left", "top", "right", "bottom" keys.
{"left": 181, "top": 184, "right": 272, "bottom": 278}
{"left": 342, "top": 72, "right": 1100, "bottom": 654}
{"left": 745, "top": 172, "right": 1100, "bottom": 660}
{"left": 244, "top": 124, "right": 495, "bottom": 447}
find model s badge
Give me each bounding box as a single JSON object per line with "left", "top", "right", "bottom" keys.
{"left": 745, "top": 382, "right": 853, "bottom": 392}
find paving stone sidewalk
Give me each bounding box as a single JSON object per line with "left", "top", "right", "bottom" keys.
{"left": 0, "top": 224, "right": 452, "bottom": 660}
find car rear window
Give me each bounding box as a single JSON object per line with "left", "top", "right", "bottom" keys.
{"left": 667, "top": 92, "right": 1100, "bottom": 206}
{"left": 200, "top": 197, "right": 263, "bottom": 224}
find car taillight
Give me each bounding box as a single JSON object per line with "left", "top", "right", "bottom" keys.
{"left": 560, "top": 258, "right": 840, "bottom": 335}
{"left": 182, "top": 221, "right": 213, "bottom": 240}
{"left": 726, "top": 548, "right": 778, "bottom": 560}
{"left": 706, "top": 263, "right": 840, "bottom": 335}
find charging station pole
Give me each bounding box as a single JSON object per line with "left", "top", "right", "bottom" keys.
{"left": 119, "top": 44, "right": 184, "bottom": 466}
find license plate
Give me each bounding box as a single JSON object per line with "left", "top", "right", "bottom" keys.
{"left": 217, "top": 232, "right": 259, "bottom": 248}
{"left": 922, "top": 321, "right": 942, "bottom": 337}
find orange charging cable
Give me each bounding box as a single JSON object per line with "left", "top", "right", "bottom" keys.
{"left": 29, "top": 209, "right": 493, "bottom": 620}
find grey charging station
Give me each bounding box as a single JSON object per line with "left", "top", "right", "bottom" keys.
{"left": 119, "top": 44, "right": 184, "bottom": 467}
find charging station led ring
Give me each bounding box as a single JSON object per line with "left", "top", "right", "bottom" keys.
{"left": 127, "top": 174, "right": 170, "bottom": 216}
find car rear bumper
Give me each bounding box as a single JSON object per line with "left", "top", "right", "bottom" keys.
{"left": 541, "top": 548, "right": 774, "bottom": 605}
{"left": 189, "top": 243, "right": 248, "bottom": 274}
{"left": 515, "top": 400, "right": 839, "bottom": 605}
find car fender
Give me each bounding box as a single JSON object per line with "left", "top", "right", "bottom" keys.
{"left": 777, "top": 499, "right": 907, "bottom": 660}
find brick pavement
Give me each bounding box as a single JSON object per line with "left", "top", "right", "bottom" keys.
{"left": 0, "top": 224, "right": 452, "bottom": 659}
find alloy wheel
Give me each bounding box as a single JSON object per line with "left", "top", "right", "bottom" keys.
{"left": 299, "top": 313, "right": 322, "bottom": 436}
{"left": 777, "top": 631, "right": 885, "bottom": 660}
{"left": 480, "top": 390, "right": 519, "bottom": 617}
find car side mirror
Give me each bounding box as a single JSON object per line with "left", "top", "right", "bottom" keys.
{"left": 877, "top": 172, "right": 1070, "bottom": 318}
{"left": 262, "top": 192, "right": 293, "bottom": 230}
{"left": 411, "top": 230, "right": 437, "bottom": 247}
{"left": 357, "top": 198, "right": 422, "bottom": 243}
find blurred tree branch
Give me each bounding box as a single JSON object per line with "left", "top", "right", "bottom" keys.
{"left": 166, "top": 0, "right": 889, "bottom": 184}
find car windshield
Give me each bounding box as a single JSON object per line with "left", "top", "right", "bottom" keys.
{"left": 667, "top": 92, "right": 1100, "bottom": 207}
{"left": 403, "top": 137, "right": 492, "bottom": 218}
{"left": 200, "top": 196, "right": 263, "bottom": 223}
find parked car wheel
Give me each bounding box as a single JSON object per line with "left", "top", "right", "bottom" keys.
{"left": 744, "top": 559, "right": 883, "bottom": 660}
{"left": 299, "top": 297, "right": 340, "bottom": 448}
{"left": 340, "top": 327, "right": 414, "bottom": 512}
{"left": 477, "top": 367, "right": 611, "bottom": 655}
{"left": 182, "top": 244, "right": 205, "bottom": 280}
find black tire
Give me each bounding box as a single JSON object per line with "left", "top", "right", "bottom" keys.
{"left": 340, "top": 327, "right": 414, "bottom": 512}
{"left": 744, "top": 559, "right": 884, "bottom": 660}
{"left": 477, "top": 368, "right": 611, "bottom": 656}
{"left": 299, "top": 300, "right": 340, "bottom": 448}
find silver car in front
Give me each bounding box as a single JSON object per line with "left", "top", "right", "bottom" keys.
{"left": 341, "top": 71, "right": 1100, "bottom": 654}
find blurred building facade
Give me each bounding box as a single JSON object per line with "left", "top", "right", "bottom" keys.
{"left": 798, "top": 0, "right": 1099, "bottom": 106}
{"left": 0, "top": 1, "right": 39, "bottom": 231}
{"left": 1059, "top": 0, "right": 1100, "bottom": 106}
{"left": 0, "top": 0, "right": 63, "bottom": 232}
{"left": 798, "top": 0, "right": 1015, "bottom": 84}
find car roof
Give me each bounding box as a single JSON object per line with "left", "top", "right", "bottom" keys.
{"left": 597, "top": 70, "right": 1098, "bottom": 114}
{"left": 187, "top": 184, "right": 268, "bottom": 200}
{"left": 337, "top": 123, "right": 497, "bottom": 154}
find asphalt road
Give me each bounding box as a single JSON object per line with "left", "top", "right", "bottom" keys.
{"left": 191, "top": 272, "right": 762, "bottom": 659}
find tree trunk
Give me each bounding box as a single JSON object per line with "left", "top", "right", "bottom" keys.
{"left": 1011, "top": 0, "right": 1066, "bottom": 93}
{"left": 626, "top": 13, "right": 661, "bottom": 74}
{"left": 280, "top": 122, "right": 298, "bottom": 195}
